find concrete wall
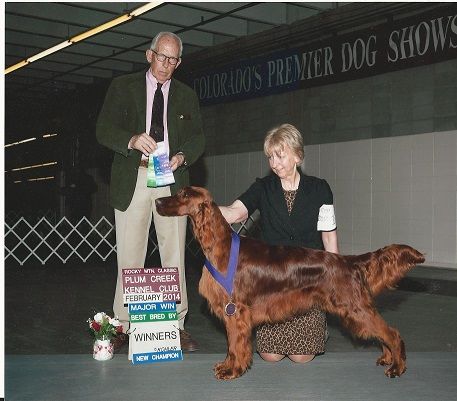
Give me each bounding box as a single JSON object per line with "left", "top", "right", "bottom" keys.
{"left": 201, "top": 130, "right": 457, "bottom": 269}
{"left": 198, "top": 59, "right": 457, "bottom": 268}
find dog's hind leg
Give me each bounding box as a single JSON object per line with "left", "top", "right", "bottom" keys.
{"left": 338, "top": 304, "right": 406, "bottom": 378}
{"left": 214, "top": 304, "right": 253, "bottom": 380}
{"left": 368, "top": 316, "right": 406, "bottom": 378}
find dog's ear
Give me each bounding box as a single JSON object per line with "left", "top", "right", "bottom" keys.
{"left": 194, "top": 200, "right": 215, "bottom": 251}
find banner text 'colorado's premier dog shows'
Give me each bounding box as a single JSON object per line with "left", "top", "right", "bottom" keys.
{"left": 191, "top": 5, "right": 457, "bottom": 105}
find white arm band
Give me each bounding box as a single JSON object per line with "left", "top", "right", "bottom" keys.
{"left": 317, "top": 204, "right": 336, "bottom": 231}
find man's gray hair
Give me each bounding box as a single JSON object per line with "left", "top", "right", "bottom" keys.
{"left": 150, "top": 32, "right": 183, "bottom": 57}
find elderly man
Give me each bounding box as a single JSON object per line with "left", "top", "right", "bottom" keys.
{"left": 96, "top": 31, "right": 205, "bottom": 352}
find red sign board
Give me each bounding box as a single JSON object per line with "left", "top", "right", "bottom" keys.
{"left": 122, "top": 268, "right": 181, "bottom": 303}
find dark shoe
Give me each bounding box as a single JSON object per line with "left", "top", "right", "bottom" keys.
{"left": 112, "top": 333, "right": 129, "bottom": 352}
{"left": 179, "top": 329, "right": 198, "bottom": 352}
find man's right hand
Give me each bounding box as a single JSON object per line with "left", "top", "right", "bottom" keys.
{"left": 128, "top": 133, "right": 158, "bottom": 156}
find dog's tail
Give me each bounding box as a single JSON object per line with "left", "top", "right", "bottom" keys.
{"left": 360, "top": 244, "right": 425, "bottom": 296}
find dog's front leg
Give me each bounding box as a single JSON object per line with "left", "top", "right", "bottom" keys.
{"left": 214, "top": 304, "right": 252, "bottom": 380}
{"left": 376, "top": 344, "right": 393, "bottom": 366}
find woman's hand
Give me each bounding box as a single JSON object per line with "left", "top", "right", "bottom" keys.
{"left": 219, "top": 200, "right": 249, "bottom": 224}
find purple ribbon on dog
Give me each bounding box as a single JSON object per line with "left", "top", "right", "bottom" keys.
{"left": 204, "top": 231, "right": 240, "bottom": 315}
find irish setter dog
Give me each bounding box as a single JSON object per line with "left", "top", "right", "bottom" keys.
{"left": 156, "top": 186, "right": 425, "bottom": 380}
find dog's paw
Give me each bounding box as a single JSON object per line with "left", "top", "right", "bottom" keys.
{"left": 214, "top": 362, "right": 234, "bottom": 380}
{"left": 385, "top": 364, "right": 406, "bottom": 378}
{"left": 213, "top": 362, "right": 243, "bottom": 380}
{"left": 376, "top": 355, "right": 392, "bottom": 366}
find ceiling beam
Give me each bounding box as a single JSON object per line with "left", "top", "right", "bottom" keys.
{"left": 6, "top": 4, "right": 240, "bottom": 44}
{"left": 7, "top": 2, "right": 263, "bottom": 94}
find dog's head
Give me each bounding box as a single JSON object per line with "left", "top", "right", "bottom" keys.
{"left": 157, "top": 186, "right": 230, "bottom": 252}
{"left": 156, "top": 186, "right": 213, "bottom": 218}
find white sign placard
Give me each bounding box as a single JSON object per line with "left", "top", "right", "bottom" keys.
{"left": 129, "top": 320, "right": 182, "bottom": 364}
{"left": 123, "top": 267, "right": 182, "bottom": 364}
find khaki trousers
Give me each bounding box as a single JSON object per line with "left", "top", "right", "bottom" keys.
{"left": 113, "top": 167, "right": 188, "bottom": 331}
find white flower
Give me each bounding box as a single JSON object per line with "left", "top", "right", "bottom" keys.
{"left": 109, "top": 317, "right": 121, "bottom": 327}
{"left": 94, "top": 312, "right": 106, "bottom": 323}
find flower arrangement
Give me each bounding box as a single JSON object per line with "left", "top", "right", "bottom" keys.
{"left": 87, "top": 312, "right": 123, "bottom": 341}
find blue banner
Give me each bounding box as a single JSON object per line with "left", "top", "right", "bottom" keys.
{"left": 189, "top": 5, "right": 457, "bottom": 106}
{"left": 132, "top": 350, "right": 183, "bottom": 364}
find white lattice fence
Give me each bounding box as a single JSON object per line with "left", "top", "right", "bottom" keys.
{"left": 5, "top": 209, "right": 58, "bottom": 225}
{"left": 5, "top": 216, "right": 117, "bottom": 265}
{"left": 5, "top": 215, "right": 261, "bottom": 266}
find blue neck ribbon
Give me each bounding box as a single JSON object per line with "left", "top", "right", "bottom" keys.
{"left": 204, "top": 231, "right": 240, "bottom": 296}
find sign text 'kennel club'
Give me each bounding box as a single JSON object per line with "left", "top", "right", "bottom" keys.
{"left": 122, "top": 268, "right": 182, "bottom": 364}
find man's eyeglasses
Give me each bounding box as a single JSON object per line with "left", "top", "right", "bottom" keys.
{"left": 151, "top": 49, "right": 180, "bottom": 65}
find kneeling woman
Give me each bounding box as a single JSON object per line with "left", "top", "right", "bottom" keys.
{"left": 219, "top": 123, "right": 339, "bottom": 363}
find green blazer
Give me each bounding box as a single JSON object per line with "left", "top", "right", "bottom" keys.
{"left": 96, "top": 70, "right": 205, "bottom": 211}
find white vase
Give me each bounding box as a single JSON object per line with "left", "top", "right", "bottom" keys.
{"left": 93, "top": 338, "right": 114, "bottom": 361}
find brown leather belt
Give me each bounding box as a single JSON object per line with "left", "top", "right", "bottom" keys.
{"left": 139, "top": 159, "right": 148, "bottom": 168}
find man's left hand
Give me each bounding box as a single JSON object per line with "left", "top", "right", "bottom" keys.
{"left": 169, "top": 153, "right": 185, "bottom": 171}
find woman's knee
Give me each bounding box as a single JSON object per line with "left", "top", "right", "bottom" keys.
{"left": 288, "top": 354, "right": 315, "bottom": 364}
{"left": 259, "top": 352, "right": 286, "bottom": 362}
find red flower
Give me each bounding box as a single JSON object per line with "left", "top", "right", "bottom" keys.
{"left": 91, "top": 321, "right": 101, "bottom": 331}
{"left": 116, "top": 325, "right": 123, "bottom": 333}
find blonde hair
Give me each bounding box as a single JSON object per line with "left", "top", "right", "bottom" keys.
{"left": 264, "top": 124, "right": 304, "bottom": 163}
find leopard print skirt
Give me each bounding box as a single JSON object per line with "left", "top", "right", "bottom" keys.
{"left": 256, "top": 308, "right": 326, "bottom": 355}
